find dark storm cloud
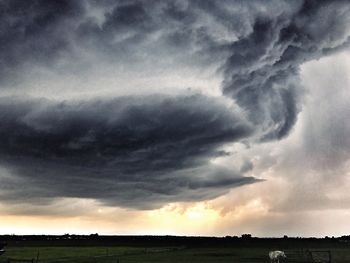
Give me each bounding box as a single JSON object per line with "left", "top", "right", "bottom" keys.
{"left": 0, "top": 95, "right": 256, "bottom": 209}
{"left": 0, "top": 0, "right": 349, "bottom": 209}
{"left": 0, "top": 0, "right": 85, "bottom": 82}
{"left": 2, "top": 0, "right": 349, "bottom": 137}
{"left": 222, "top": 0, "right": 350, "bottom": 139}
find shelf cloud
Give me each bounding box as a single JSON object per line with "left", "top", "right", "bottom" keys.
{"left": 0, "top": 0, "right": 349, "bottom": 210}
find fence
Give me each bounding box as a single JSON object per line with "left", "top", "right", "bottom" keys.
{"left": 7, "top": 259, "right": 35, "bottom": 263}
{"left": 308, "top": 250, "right": 332, "bottom": 263}
{"left": 285, "top": 250, "right": 332, "bottom": 263}
{"left": 1, "top": 248, "right": 333, "bottom": 263}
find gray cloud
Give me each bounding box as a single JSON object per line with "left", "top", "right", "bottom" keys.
{"left": 0, "top": 0, "right": 349, "bottom": 210}
{"left": 240, "top": 160, "right": 254, "bottom": 174}
{"left": 222, "top": 0, "right": 350, "bottom": 140}
{"left": 0, "top": 95, "right": 257, "bottom": 209}
{"left": 2, "top": 1, "right": 349, "bottom": 136}
{"left": 0, "top": 0, "right": 85, "bottom": 83}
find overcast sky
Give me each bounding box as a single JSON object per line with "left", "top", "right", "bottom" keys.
{"left": 0, "top": 0, "right": 350, "bottom": 237}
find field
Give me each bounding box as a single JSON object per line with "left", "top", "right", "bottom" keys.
{"left": 2, "top": 246, "right": 350, "bottom": 263}
{"left": 1, "top": 236, "right": 350, "bottom": 263}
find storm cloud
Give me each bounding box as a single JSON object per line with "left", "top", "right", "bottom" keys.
{"left": 0, "top": 0, "right": 85, "bottom": 82}
{"left": 0, "top": 95, "right": 256, "bottom": 209}
{"left": 222, "top": 0, "right": 350, "bottom": 139}
{"left": 0, "top": 0, "right": 349, "bottom": 209}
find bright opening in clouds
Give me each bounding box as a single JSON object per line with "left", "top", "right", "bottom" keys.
{"left": 0, "top": 0, "right": 349, "bottom": 236}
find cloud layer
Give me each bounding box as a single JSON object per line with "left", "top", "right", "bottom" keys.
{"left": 0, "top": 95, "right": 256, "bottom": 209}
{"left": 0, "top": 0, "right": 349, "bottom": 210}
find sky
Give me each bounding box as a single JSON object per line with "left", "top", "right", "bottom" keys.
{"left": 0, "top": 0, "right": 350, "bottom": 237}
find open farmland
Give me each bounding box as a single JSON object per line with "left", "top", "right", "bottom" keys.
{"left": 1, "top": 236, "right": 350, "bottom": 263}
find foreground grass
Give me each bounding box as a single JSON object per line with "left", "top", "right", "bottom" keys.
{"left": 1, "top": 246, "right": 350, "bottom": 263}
{"left": 1, "top": 246, "right": 145, "bottom": 262}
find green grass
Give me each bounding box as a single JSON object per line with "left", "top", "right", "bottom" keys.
{"left": 115, "top": 247, "right": 269, "bottom": 263}
{"left": 1, "top": 246, "right": 350, "bottom": 263}
{"left": 0, "top": 246, "right": 145, "bottom": 262}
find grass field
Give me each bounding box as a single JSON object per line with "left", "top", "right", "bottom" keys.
{"left": 1, "top": 246, "right": 350, "bottom": 263}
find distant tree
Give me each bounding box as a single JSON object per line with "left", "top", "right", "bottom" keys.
{"left": 90, "top": 233, "right": 99, "bottom": 239}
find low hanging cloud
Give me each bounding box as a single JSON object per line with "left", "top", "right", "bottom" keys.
{"left": 0, "top": 95, "right": 256, "bottom": 209}
{"left": 0, "top": 0, "right": 349, "bottom": 209}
